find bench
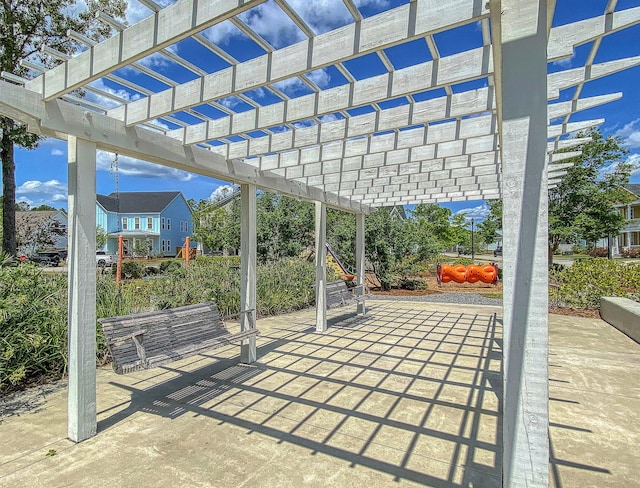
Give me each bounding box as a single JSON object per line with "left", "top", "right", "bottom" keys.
{"left": 98, "top": 302, "right": 259, "bottom": 374}
{"left": 325, "top": 280, "right": 367, "bottom": 310}
{"left": 600, "top": 297, "right": 640, "bottom": 345}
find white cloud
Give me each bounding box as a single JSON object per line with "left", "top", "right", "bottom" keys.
{"left": 209, "top": 184, "right": 237, "bottom": 201}
{"left": 84, "top": 79, "right": 142, "bottom": 110}
{"left": 551, "top": 53, "right": 576, "bottom": 69}
{"left": 96, "top": 151, "right": 197, "bottom": 182}
{"left": 306, "top": 69, "right": 331, "bottom": 88}
{"left": 273, "top": 68, "right": 330, "bottom": 96}
{"left": 16, "top": 180, "right": 68, "bottom": 208}
{"left": 125, "top": 0, "right": 177, "bottom": 24}
{"left": 628, "top": 154, "right": 640, "bottom": 177}
{"left": 51, "top": 148, "right": 64, "bottom": 156}
{"left": 17, "top": 179, "right": 67, "bottom": 196}
{"left": 202, "top": 0, "right": 387, "bottom": 48}
{"left": 615, "top": 118, "right": 640, "bottom": 149}
{"left": 454, "top": 203, "right": 490, "bottom": 222}
{"left": 599, "top": 153, "right": 640, "bottom": 178}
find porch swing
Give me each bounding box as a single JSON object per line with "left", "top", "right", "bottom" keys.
{"left": 100, "top": 155, "right": 259, "bottom": 373}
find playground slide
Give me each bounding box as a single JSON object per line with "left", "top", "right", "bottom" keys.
{"left": 325, "top": 243, "right": 356, "bottom": 280}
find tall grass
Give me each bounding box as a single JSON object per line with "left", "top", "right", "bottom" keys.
{"left": 0, "top": 265, "right": 68, "bottom": 392}
{"left": 1, "top": 257, "right": 321, "bottom": 393}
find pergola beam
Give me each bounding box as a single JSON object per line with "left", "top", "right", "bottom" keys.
{"left": 26, "top": 0, "right": 267, "bottom": 99}
{"left": 247, "top": 117, "right": 602, "bottom": 174}
{"left": 0, "top": 80, "right": 367, "bottom": 214}
{"left": 166, "top": 52, "right": 624, "bottom": 147}
{"left": 112, "top": 0, "right": 490, "bottom": 125}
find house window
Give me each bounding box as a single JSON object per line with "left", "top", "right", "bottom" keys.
{"left": 122, "top": 218, "right": 128, "bottom": 230}
{"left": 167, "top": 240, "right": 171, "bottom": 254}
{"left": 167, "top": 218, "right": 171, "bottom": 230}
{"left": 161, "top": 217, "right": 165, "bottom": 230}
{"left": 161, "top": 240, "right": 165, "bottom": 252}
{"left": 147, "top": 217, "right": 153, "bottom": 230}
{"left": 134, "top": 217, "right": 140, "bottom": 230}
{"left": 185, "top": 222, "right": 189, "bottom": 234}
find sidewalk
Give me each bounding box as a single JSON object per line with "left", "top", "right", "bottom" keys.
{"left": 1, "top": 300, "right": 638, "bottom": 487}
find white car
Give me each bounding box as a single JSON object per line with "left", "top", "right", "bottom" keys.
{"left": 96, "top": 251, "right": 115, "bottom": 267}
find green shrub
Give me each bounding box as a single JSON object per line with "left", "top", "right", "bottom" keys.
{"left": 398, "top": 277, "right": 428, "bottom": 290}
{"left": 0, "top": 266, "right": 68, "bottom": 393}
{"left": 159, "top": 259, "right": 183, "bottom": 273}
{"left": 550, "top": 258, "right": 640, "bottom": 308}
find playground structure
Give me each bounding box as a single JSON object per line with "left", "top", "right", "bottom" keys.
{"left": 436, "top": 263, "right": 499, "bottom": 286}
{"left": 305, "top": 244, "right": 356, "bottom": 281}
{"left": 325, "top": 243, "right": 356, "bottom": 281}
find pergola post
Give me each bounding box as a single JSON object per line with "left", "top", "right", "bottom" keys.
{"left": 496, "top": 0, "right": 549, "bottom": 486}
{"left": 240, "top": 183, "right": 257, "bottom": 363}
{"left": 67, "top": 136, "right": 97, "bottom": 442}
{"left": 355, "top": 213, "right": 366, "bottom": 315}
{"left": 315, "top": 202, "right": 327, "bottom": 332}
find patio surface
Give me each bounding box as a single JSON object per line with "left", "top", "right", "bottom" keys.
{"left": 0, "top": 300, "right": 638, "bottom": 487}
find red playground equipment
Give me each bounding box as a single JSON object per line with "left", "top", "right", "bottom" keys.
{"left": 436, "top": 263, "right": 499, "bottom": 285}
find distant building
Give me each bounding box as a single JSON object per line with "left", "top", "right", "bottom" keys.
{"left": 15, "top": 210, "right": 67, "bottom": 255}
{"left": 612, "top": 184, "right": 640, "bottom": 255}
{"left": 96, "top": 191, "right": 194, "bottom": 257}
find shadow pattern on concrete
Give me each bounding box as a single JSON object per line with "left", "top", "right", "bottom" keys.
{"left": 106, "top": 304, "right": 503, "bottom": 487}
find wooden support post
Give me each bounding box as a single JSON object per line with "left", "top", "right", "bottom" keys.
{"left": 356, "top": 213, "right": 366, "bottom": 315}
{"left": 315, "top": 202, "right": 327, "bottom": 332}
{"left": 116, "top": 235, "right": 123, "bottom": 284}
{"left": 494, "top": 1, "right": 549, "bottom": 485}
{"left": 240, "top": 184, "right": 257, "bottom": 363}
{"left": 67, "top": 136, "right": 97, "bottom": 442}
{"left": 185, "top": 236, "right": 191, "bottom": 266}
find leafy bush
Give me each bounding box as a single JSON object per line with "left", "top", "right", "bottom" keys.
{"left": 620, "top": 248, "right": 640, "bottom": 258}
{"left": 159, "top": 259, "right": 183, "bottom": 273}
{"left": 398, "top": 277, "right": 428, "bottom": 290}
{"left": 0, "top": 266, "right": 68, "bottom": 393}
{"left": 550, "top": 258, "right": 640, "bottom": 308}
{"left": 589, "top": 247, "right": 609, "bottom": 257}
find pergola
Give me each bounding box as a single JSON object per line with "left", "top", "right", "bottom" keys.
{"left": 1, "top": 0, "right": 639, "bottom": 485}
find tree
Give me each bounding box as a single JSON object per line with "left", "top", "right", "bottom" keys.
{"left": 549, "top": 128, "right": 635, "bottom": 253}
{"left": 16, "top": 213, "right": 65, "bottom": 255}
{"left": 96, "top": 225, "right": 108, "bottom": 250}
{"left": 365, "top": 208, "right": 414, "bottom": 290}
{"left": 476, "top": 200, "right": 503, "bottom": 245}
{"left": 189, "top": 198, "right": 229, "bottom": 253}
{"left": 256, "top": 193, "right": 314, "bottom": 262}
{"left": 31, "top": 204, "right": 57, "bottom": 211}
{"left": 1, "top": 0, "right": 127, "bottom": 255}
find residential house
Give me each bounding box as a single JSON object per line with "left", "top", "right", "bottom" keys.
{"left": 96, "top": 191, "right": 194, "bottom": 257}
{"left": 612, "top": 184, "right": 640, "bottom": 255}
{"left": 15, "top": 210, "right": 67, "bottom": 255}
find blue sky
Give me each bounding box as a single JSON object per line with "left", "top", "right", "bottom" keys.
{"left": 7, "top": 0, "right": 640, "bottom": 221}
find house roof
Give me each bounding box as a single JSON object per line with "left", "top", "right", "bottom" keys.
{"left": 623, "top": 184, "right": 640, "bottom": 198}
{"left": 97, "top": 191, "right": 183, "bottom": 214}
{"left": 16, "top": 210, "right": 65, "bottom": 227}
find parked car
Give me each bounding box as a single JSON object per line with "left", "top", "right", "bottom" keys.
{"left": 96, "top": 251, "right": 115, "bottom": 267}
{"left": 28, "top": 251, "right": 61, "bottom": 267}
{"left": 493, "top": 246, "right": 503, "bottom": 257}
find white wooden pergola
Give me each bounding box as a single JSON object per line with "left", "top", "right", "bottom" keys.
{"left": 1, "top": 0, "right": 639, "bottom": 485}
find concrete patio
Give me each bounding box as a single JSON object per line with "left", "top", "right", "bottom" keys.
{"left": 1, "top": 300, "right": 638, "bottom": 487}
